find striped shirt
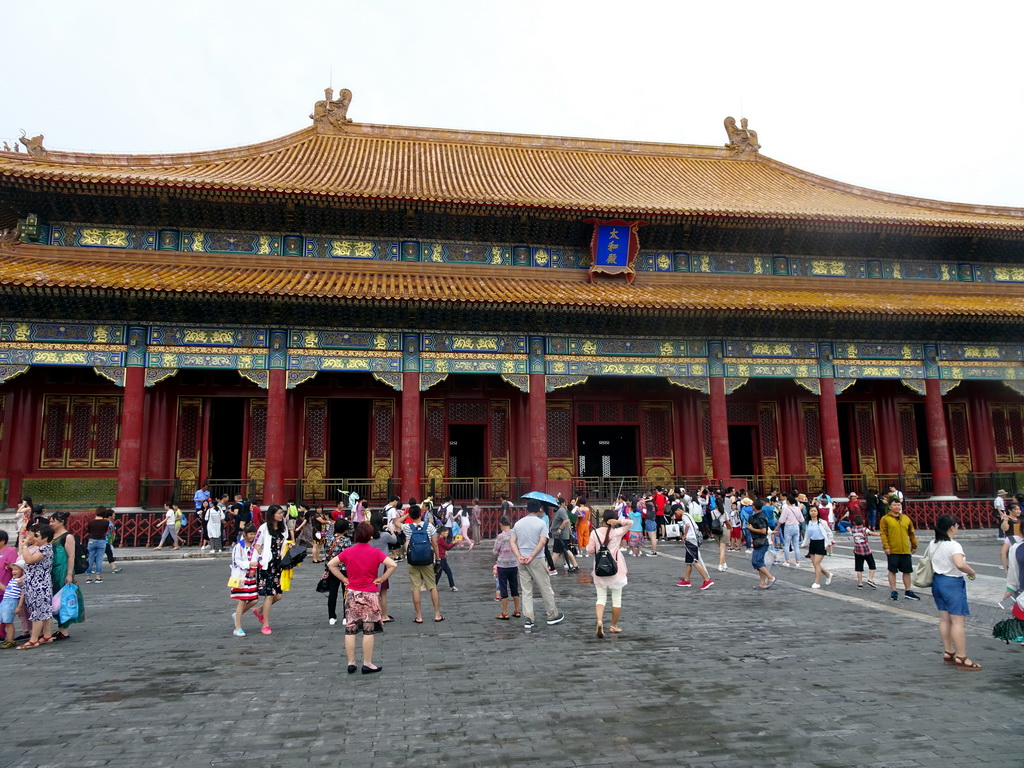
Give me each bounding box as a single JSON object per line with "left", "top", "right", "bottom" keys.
{"left": 1, "top": 577, "right": 22, "bottom": 603}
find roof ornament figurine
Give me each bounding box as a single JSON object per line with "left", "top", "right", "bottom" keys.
{"left": 18, "top": 131, "right": 47, "bottom": 158}
{"left": 310, "top": 87, "right": 353, "bottom": 131}
{"left": 724, "top": 116, "right": 760, "bottom": 155}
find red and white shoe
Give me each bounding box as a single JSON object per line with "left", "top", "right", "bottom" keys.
{"left": 675, "top": 579, "right": 692, "bottom": 587}
{"left": 700, "top": 579, "right": 714, "bottom": 590}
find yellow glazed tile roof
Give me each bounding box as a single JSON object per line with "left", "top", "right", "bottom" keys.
{"left": 3, "top": 244, "right": 1024, "bottom": 319}
{"left": 2, "top": 123, "right": 1024, "bottom": 230}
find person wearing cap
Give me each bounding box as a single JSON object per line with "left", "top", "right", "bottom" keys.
{"left": 994, "top": 490, "right": 1008, "bottom": 540}
{"left": 510, "top": 498, "right": 564, "bottom": 630}
{"left": 837, "top": 493, "right": 859, "bottom": 534}
{"left": 739, "top": 497, "right": 755, "bottom": 553}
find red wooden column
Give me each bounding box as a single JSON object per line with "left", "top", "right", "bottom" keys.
{"left": 264, "top": 368, "right": 286, "bottom": 505}
{"left": 818, "top": 378, "right": 845, "bottom": 498}
{"left": 528, "top": 373, "right": 547, "bottom": 490}
{"left": 115, "top": 366, "right": 146, "bottom": 509}
{"left": 780, "top": 395, "right": 803, "bottom": 476}
{"left": 708, "top": 376, "right": 730, "bottom": 483}
{"left": 876, "top": 391, "right": 904, "bottom": 475}
{"left": 6, "top": 380, "right": 37, "bottom": 508}
{"left": 925, "top": 379, "right": 955, "bottom": 497}
{"left": 968, "top": 388, "right": 996, "bottom": 475}
{"left": 679, "top": 393, "right": 702, "bottom": 477}
{"left": 400, "top": 372, "right": 421, "bottom": 501}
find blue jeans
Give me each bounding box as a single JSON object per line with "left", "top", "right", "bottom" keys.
{"left": 87, "top": 538, "right": 106, "bottom": 575}
{"left": 783, "top": 524, "right": 801, "bottom": 563}
{"left": 743, "top": 528, "right": 753, "bottom": 549}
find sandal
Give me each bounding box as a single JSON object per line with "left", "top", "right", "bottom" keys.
{"left": 608, "top": 626, "right": 623, "bottom": 634}
{"left": 953, "top": 656, "right": 982, "bottom": 671}
{"left": 38, "top": 635, "right": 55, "bottom": 644}
{"left": 595, "top": 623, "right": 604, "bottom": 638}
{"left": 942, "top": 651, "right": 956, "bottom": 665}
{"left": 512, "top": 612, "right": 521, "bottom": 618}
{"left": 496, "top": 614, "right": 510, "bottom": 620}
{"left": 16, "top": 640, "right": 40, "bottom": 650}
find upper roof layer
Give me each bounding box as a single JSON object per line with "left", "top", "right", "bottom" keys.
{"left": 2, "top": 122, "right": 1024, "bottom": 231}
{"left": 3, "top": 243, "right": 1023, "bottom": 319}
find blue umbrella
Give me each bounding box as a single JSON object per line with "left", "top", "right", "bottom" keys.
{"left": 521, "top": 491, "right": 559, "bottom": 507}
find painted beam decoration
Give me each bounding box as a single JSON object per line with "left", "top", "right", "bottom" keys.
{"left": 585, "top": 219, "right": 645, "bottom": 283}
{"left": 0, "top": 319, "right": 1023, "bottom": 384}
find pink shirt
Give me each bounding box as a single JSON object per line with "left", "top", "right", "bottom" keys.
{"left": 338, "top": 543, "right": 387, "bottom": 593}
{"left": 0, "top": 545, "right": 17, "bottom": 588}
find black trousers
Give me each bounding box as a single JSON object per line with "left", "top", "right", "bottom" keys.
{"left": 435, "top": 559, "right": 455, "bottom": 588}
{"left": 326, "top": 571, "right": 344, "bottom": 620}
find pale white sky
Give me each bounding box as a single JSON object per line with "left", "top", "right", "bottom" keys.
{"left": 4, "top": 0, "right": 1023, "bottom": 207}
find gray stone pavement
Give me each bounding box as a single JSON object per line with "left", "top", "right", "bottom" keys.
{"left": 1, "top": 534, "right": 1021, "bottom": 768}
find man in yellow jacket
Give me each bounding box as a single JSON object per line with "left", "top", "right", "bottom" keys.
{"left": 879, "top": 500, "right": 921, "bottom": 602}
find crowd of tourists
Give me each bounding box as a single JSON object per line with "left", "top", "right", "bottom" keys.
{"left": 4, "top": 483, "right": 1020, "bottom": 676}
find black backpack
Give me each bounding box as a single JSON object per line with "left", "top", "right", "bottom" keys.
{"left": 61, "top": 532, "right": 89, "bottom": 575}
{"left": 593, "top": 528, "right": 618, "bottom": 577}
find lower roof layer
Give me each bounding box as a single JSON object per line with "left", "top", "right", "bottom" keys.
{"left": 2, "top": 243, "right": 1023, "bottom": 320}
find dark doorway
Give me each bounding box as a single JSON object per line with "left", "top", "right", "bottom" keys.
{"left": 728, "top": 424, "right": 757, "bottom": 477}
{"left": 208, "top": 398, "right": 244, "bottom": 480}
{"left": 577, "top": 426, "right": 638, "bottom": 478}
{"left": 328, "top": 399, "right": 371, "bottom": 478}
{"left": 449, "top": 424, "right": 486, "bottom": 478}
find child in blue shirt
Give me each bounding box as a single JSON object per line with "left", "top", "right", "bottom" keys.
{"left": 1, "top": 560, "right": 25, "bottom": 649}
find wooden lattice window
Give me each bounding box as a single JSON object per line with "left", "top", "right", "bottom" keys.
{"left": 374, "top": 402, "right": 393, "bottom": 459}
{"left": 991, "top": 404, "right": 1024, "bottom": 465}
{"left": 490, "top": 405, "right": 507, "bottom": 459}
{"left": 426, "top": 403, "right": 446, "bottom": 459}
{"left": 803, "top": 404, "right": 821, "bottom": 456}
{"left": 449, "top": 401, "right": 487, "bottom": 422}
{"left": 40, "top": 395, "right": 121, "bottom": 469}
{"left": 547, "top": 406, "right": 572, "bottom": 459}
{"left": 249, "top": 400, "right": 267, "bottom": 460}
{"left": 306, "top": 402, "right": 327, "bottom": 460}
{"left": 727, "top": 403, "right": 757, "bottom": 423}
{"left": 642, "top": 404, "right": 672, "bottom": 458}
{"left": 759, "top": 405, "right": 778, "bottom": 458}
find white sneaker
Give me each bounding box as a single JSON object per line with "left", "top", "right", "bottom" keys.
{"left": 825, "top": 574, "right": 833, "bottom": 586}
{"left": 722, "top": 563, "right": 728, "bottom": 571}
{"left": 328, "top": 618, "right": 337, "bottom": 626}
{"left": 811, "top": 583, "right": 822, "bottom": 589}
{"left": 717, "top": 564, "right": 724, "bottom": 572}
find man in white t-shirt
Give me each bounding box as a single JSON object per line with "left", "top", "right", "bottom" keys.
{"left": 510, "top": 499, "right": 564, "bottom": 630}
{"left": 384, "top": 496, "right": 403, "bottom": 559}
{"left": 994, "top": 490, "right": 1008, "bottom": 540}
{"left": 675, "top": 512, "right": 714, "bottom": 590}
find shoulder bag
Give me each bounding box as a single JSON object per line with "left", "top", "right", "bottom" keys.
{"left": 911, "top": 541, "right": 936, "bottom": 589}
